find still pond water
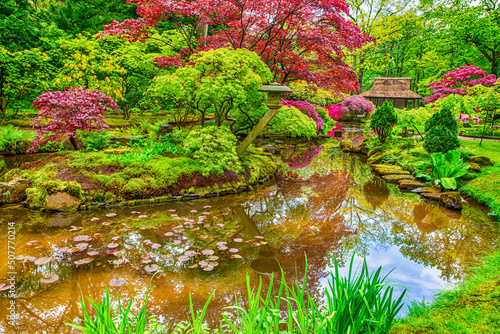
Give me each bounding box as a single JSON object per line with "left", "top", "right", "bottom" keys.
{"left": 0, "top": 141, "right": 498, "bottom": 333}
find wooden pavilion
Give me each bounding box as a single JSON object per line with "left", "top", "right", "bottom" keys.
{"left": 360, "top": 77, "right": 422, "bottom": 109}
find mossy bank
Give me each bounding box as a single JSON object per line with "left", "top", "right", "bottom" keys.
{"left": 4, "top": 148, "right": 278, "bottom": 211}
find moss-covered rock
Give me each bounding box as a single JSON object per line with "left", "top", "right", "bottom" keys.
{"left": 372, "top": 164, "right": 410, "bottom": 176}
{"left": 439, "top": 191, "right": 463, "bottom": 211}
{"left": 468, "top": 162, "right": 482, "bottom": 173}
{"left": 382, "top": 174, "right": 414, "bottom": 184}
{"left": 45, "top": 192, "right": 81, "bottom": 211}
{"left": 468, "top": 155, "right": 494, "bottom": 167}
{"left": 398, "top": 179, "right": 426, "bottom": 190}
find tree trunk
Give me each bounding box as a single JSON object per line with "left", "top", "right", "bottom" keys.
{"left": 69, "top": 137, "right": 79, "bottom": 151}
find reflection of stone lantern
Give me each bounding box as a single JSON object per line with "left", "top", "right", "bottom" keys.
{"left": 236, "top": 82, "right": 292, "bottom": 155}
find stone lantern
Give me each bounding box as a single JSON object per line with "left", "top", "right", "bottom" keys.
{"left": 236, "top": 82, "right": 292, "bottom": 156}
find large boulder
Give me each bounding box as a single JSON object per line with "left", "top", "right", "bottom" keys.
{"left": 44, "top": 192, "right": 81, "bottom": 211}
{"left": 0, "top": 178, "right": 30, "bottom": 205}
{"left": 468, "top": 155, "right": 493, "bottom": 167}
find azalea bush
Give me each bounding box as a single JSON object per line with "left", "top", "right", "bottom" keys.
{"left": 424, "top": 65, "right": 497, "bottom": 103}
{"left": 29, "top": 87, "right": 120, "bottom": 152}
{"left": 336, "top": 95, "right": 376, "bottom": 117}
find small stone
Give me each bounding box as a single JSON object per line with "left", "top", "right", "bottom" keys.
{"left": 382, "top": 174, "right": 413, "bottom": 184}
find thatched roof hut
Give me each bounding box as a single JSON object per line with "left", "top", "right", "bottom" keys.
{"left": 360, "top": 77, "right": 422, "bottom": 109}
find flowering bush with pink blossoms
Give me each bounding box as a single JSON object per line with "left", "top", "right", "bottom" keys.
{"left": 282, "top": 100, "right": 324, "bottom": 132}
{"left": 424, "top": 65, "right": 497, "bottom": 104}
{"left": 336, "top": 95, "right": 376, "bottom": 117}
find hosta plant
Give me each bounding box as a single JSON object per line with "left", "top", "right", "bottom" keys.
{"left": 430, "top": 150, "right": 470, "bottom": 190}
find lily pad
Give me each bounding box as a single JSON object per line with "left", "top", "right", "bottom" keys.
{"left": 216, "top": 224, "right": 224, "bottom": 228}
{"left": 74, "top": 257, "right": 94, "bottom": 265}
{"left": 145, "top": 264, "right": 159, "bottom": 273}
{"left": 112, "top": 259, "right": 124, "bottom": 265}
{"left": 138, "top": 215, "right": 148, "bottom": 219}
{"left": 27, "top": 240, "right": 41, "bottom": 246}
{"left": 231, "top": 254, "right": 243, "bottom": 259}
{"left": 218, "top": 246, "right": 228, "bottom": 251}
{"left": 177, "top": 256, "right": 190, "bottom": 262}
{"left": 151, "top": 243, "right": 161, "bottom": 249}
{"left": 164, "top": 232, "right": 174, "bottom": 237}
{"left": 233, "top": 238, "right": 243, "bottom": 243}
{"left": 111, "top": 236, "right": 120, "bottom": 241}
{"left": 75, "top": 243, "right": 89, "bottom": 250}
{"left": 208, "top": 255, "right": 219, "bottom": 261}
{"left": 57, "top": 247, "right": 70, "bottom": 254}
{"left": 69, "top": 226, "right": 82, "bottom": 231}
{"left": 109, "top": 278, "right": 126, "bottom": 287}
{"left": 87, "top": 251, "right": 99, "bottom": 256}
{"left": 167, "top": 209, "right": 176, "bottom": 212}
{"left": 254, "top": 236, "right": 264, "bottom": 239}
{"left": 73, "top": 235, "right": 91, "bottom": 242}
{"left": 94, "top": 233, "right": 103, "bottom": 238}
{"left": 203, "top": 265, "right": 214, "bottom": 271}
{"left": 141, "top": 259, "right": 152, "bottom": 264}
{"left": 203, "top": 205, "right": 211, "bottom": 209}
{"left": 202, "top": 249, "right": 214, "bottom": 256}
{"left": 173, "top": 240, "right": 181, "bottom": 245}
{"left": 106, "top": 213, "right": 117, "bottom": 218}
{"left": 40, "top": 274, "right": 59, "bottom": 284}
{"left": 34, "top": 257, "right": 52, "bottom": 265}
{"left": 185, "top": 251, "right": 197, "bottom": 257}
{"left": 102, "top": 221, "right": 113, "bottom": 225}
{"left": 91, "top": 217, "right": 100, "bottom": 222}
{"left": 229, "top": 248, "right": 239, "bottom": 253}
{"left": 107, "top": 243, "right": 119, "bottom": 249}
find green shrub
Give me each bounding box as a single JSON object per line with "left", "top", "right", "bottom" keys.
{"left": 79, "top": 131, "right": 113, "bottom": 152}
{"left": 183, "top": 126, "right": 242, "bottom": 176}
{"left": 424, "top": 106, "right": 458, "bottom": 133}
{"left": 370, "top": 101, "right": 398, "bottom": 143}
{"left": 424, "top": 125, "right": 460, "bottom": 153}
{"left": 269, "top": 106, "right": 318, "bottom": 139}
{"left": 0, "top": 125, "right": 34, "bottom": 153}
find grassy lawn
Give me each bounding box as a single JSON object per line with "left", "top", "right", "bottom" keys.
{"left": 393, "top": 139, "right": 500, "bottom": 333}
{"left": 460, "top": 139, "right": 500, "bottom": 218}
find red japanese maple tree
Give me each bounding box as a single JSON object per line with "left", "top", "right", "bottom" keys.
{"left": 99, "top": 0, "right": 374, "bottom": 92}
{"left": 28, "top": 87, "right": 120, "bottom": 153}
{"left": 424, "top": 65, "right": 497, "bottom": 103}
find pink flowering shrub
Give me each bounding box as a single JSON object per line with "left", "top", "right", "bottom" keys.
{"left": 337, "top": 95, "right": 375, "bottom": 116}
{"left": 282, "top": 100, "right": 324, "bottom": 131}
{"left": 424, "top": 65, "right": 497, "bottom": 104}
{"left": 280, "top": 142, "right": 323, "bottom": 169}
{"left": 457, "top": 113, "right": 481, "bottom": 124}
{"left": 29, "top": 87, "right": 120, "bottom": 153}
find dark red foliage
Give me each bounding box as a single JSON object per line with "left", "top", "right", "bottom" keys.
{"left": 99, "top": 0, "right": 374, "bottom": 92}
{"left": 424, "top": 65, "right": 497, "bottom": 103}
{"left": 29, "top": 87, "right": 120, "bottom": 153}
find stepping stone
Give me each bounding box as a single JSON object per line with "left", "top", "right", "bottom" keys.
{"left": 412, "top": 187, "right": 441, "bottom": 194}
{"left": 382, "top": 174, "right": 414, "bottom": 184}
{"left": 399, "top": 180, "right": 426, "bottom": 190}
{"left": 420, "top": 192, "right": 441, "bottom": 201}
{"left": 371, "top": 164, "right": 410, "bottom": 176}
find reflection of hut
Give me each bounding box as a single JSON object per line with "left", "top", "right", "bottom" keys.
{"left": 360, "top": 78, "right": 422, "bottom": 109}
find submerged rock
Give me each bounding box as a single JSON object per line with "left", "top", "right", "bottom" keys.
{"left": 439, "top": 191, "right": 463, "bottom": 211}
{"left": 45, "top": 192, "right": 81, "bottom": 212}
{"left": 0, "top": 178, "right": 30, "bottom": 205}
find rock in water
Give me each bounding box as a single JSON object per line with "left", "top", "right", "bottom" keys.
{"left": 439, "top": 192, "right": 463, "bottom": 211}
{"left": 0, "top": 178, "right": 30, "bottom": 205}
{"left": 45, "top": 192, "right": 81, "bottom": 211}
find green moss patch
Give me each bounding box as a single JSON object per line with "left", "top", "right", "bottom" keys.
{"left": 8, "top": 148, "right": 278, "bottom": 209}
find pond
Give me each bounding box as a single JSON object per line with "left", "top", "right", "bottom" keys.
{"left": 0, "top": 141, "right": 498, "bottom": 333}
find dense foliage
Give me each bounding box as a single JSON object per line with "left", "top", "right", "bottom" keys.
{"left": 424, "top": 125, "right": 460, "bottom": 154}
{"left": 425, "top": 107, "right": 459, "bottom": 134}
{"left": 99, "top": 0, "right": 373, "bottom": 92}
{"left": 369, "top": 101, "right": 398, "bottom": 143}
{"left": 183, "top": 126, "right": 242, "bottom": 176}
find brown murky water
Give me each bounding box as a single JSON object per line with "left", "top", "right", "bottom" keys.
{"left": 0, "top": 141, "right": 498, "bottom": 333}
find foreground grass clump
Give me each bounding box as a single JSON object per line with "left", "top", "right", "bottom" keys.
{"left": 392, "top": 250, "right": 500, "bottom": 333}
{"left": 4, "top": 145, "right": 277, "bottom": 209}
{"left": 68, "top": 256, "right": 406, "bottom": 334}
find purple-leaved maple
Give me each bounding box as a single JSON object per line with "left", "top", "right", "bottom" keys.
{"left": 28, "top": 87, "right": 120, "bottom": 153}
